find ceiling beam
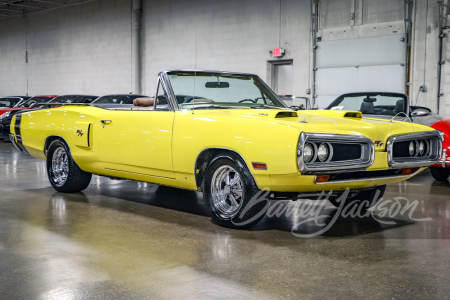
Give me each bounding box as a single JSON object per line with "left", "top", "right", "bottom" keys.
{"left": 0, "top": 6, "right": 22, "bottom": 13}
{"left": 0, "top": 1, "right": 45, "bottom": 10}
{"left": 28, "top": 0, "right": 66, "bottom": 6}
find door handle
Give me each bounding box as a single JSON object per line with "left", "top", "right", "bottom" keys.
{"left": 101, "top": 120, "right": 113, "bottom": 124}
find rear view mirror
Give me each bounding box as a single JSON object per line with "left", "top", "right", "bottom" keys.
{"left": 364, "top": 97, "right": 377, "bottom": 102}
{"left": 412, "top": 108, "right": 430, "bottom": 117}
{"left": 205, "top": 82, "right": 230, "bottom": 88}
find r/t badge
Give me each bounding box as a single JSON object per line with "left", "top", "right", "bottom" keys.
{"left": 76, "top": 129, "right": 84, "bottom": 137}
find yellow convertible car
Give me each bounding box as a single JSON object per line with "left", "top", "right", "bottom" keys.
{"left": 10, "top": 70, "right": 444, "bottom": 228}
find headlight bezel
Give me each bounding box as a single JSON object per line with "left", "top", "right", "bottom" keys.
{"left": 386, "top": 130, "right": 443, "bottom": 169}
{"left": 297, "top": 132, "right": 375, "bottom": 174}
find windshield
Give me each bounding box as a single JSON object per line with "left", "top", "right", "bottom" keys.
{"left": 21, "top": 97, "right": 54, "bottom": 107}
{"left": 48, "top": 96, "right": 85, "bottom": 104}
{"left": 92, "top": 95, "right": 147, "bottom": 105}
{"left": 326, "top": 93, "right": 407, "bottom": 116}
{"left": 168, "top": 72, "right": 286, "bottom": 109}
{"left": 0, "top": 98, "right": 21, "bottom": 108}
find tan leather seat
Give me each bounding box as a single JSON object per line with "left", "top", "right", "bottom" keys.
{"left": 190, "top": 99, "right": 214, "bottom": 103}
{"left": 133, "top": 98, "right": 158, "bottom": 107}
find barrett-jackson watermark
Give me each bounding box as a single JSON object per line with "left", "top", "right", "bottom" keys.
{"left": 232, "top": 188, "right": 432, "bottom": 237}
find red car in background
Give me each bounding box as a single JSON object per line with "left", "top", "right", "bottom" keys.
{"left": 0, "top": 96, "right": 31, "bottom": 116}
{"left": 431, "top": 119, "right": 450, "bottom": 182}
{"left": 0, "top": 95, "right": 56, "bottom": 117}
{"left": 0, "top": 95, "right": 57, "bottom": 140}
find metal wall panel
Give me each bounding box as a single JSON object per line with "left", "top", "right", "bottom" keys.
{"left": 316, "top": 34, "right": 406, "bottom": 68}
{"left": 438, "top": 28, "right": 450, "bottom": 118}
{"left": 319, "top": 0, "right": 352, "bottom": 29}
{"left": 315, "top": 34, "right": 406, "bottom": 108}
{"left": 316, "top": 65, "right": 405, "bottom": 108}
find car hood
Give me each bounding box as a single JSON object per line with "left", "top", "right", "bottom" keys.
{"left": 195, "top": 108, "right": 435, "bottom": 148}
{"left": 360, "top": 113, "right": 442, "bottom": 127}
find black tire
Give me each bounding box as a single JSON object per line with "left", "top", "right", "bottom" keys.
{"left": 202, "top": 153, "right": 268, "bottom": 229}
{"left": 430, "top": 167, "right": 450, "bottom": 182}
{"left": 328, "top": 185, "right": 386, "bottom": 210}
{"left": 46, "top": 139, "right": 92, "bottom": 193}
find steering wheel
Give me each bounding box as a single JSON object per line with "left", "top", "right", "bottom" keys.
{"left": 238, "top": 99, "right": 257, "bottom": 103}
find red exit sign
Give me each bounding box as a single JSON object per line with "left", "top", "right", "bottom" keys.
{"left": 273, "top": 48, "right": 285, "bottom": 57}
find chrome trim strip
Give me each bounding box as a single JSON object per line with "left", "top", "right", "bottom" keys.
{"left": 44, "top": 135, "right": 70, "bottom": 156}
{"left": 194, "top": 147, "right": 261, "bottom": 189}
{"left": 9, "top": 134, "right": 23, "bottom": 152}
{"left": 251, "top": 162, "right": 268, "bottom": 170}
{"left": 158, "top": 73, "right": 178, "bottom": 111}
{"left": 160, "top": 70, "right": 289, "bottom": 111}
{"left": 314, "top": 168, "right": 422, "bottom": 185}
{"left": 386, "top": 130, "right": 443, "bottom": 169}
{"left": 297, "top": 132, "right": 375, "bottom": 174}
{"left": 441, "top": 149, "right": 448, "bottom": 168}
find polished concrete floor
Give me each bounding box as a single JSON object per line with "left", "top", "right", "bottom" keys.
{"left": 1, "top": 141, "right": 450, "bottom": 299}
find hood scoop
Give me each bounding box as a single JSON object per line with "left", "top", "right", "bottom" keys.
{"left": 343, "top": 111, "right": 362, "bottom": 118}
{"left": 275, "top": 111, "right": 298, "bottom": 118}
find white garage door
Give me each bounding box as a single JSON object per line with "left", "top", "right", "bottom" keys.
{"left": 315, "top": 34, "right": 406, "bottom": 108}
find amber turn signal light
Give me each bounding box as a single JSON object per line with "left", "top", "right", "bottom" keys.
{"left": 402, "top": 168, "right": 419, "bottom": 176}
{"left": 252, "top": 163, "right": 267, "bottom": 170}
{"left": 316, "top": 175, "right": 331, "bottom": 183}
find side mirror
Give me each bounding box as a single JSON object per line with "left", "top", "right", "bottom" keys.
{"left": 412, "top": 109, "right": 430, "bottom": 117}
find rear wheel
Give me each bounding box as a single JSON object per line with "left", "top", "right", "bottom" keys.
{"left": 328, "top": 185, "right": 386, "bottom": 210}
{"left": 46, "top": 140, "right": 92, "bottom": 193}
{"left": 203, "top": 154, "right": 268, "bottom": 228}
{"left": 430, "top": 167, "right": 450, "bottom": 182}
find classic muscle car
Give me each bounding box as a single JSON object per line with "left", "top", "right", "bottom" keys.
{"left": 0, "top": 96, "right": 31, "bottom": 116}
{"left": 9, "top": 71, "right": 444, "bottom": 228}
{"left": 327, "top": 92, "right": 442, "bottom": 126}
{"left": 430, "top": 119, "right": 450, "bottom": 182}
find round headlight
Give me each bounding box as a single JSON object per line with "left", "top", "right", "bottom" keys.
{"left": 419, "top": 140, "right": 425, "bottom": 156}
{"left": 409, "top": 141, "right": 416, "bottom": 157}
{"left": 303, "top": 143, "right": 315, "bottom": 163}
{"left": 318, "top": 143, "right": 330, "bottom": 162}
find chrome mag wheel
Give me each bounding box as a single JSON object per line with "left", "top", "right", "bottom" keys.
{"left": 51, "top": 147, "right": 69, "bottom": 186}
{"left": 210, "top": 165, "right": 244, "bottom": 219}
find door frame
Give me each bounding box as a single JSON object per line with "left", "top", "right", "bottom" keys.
{"left": 267, "top": 59, "right": 294, "bottom": 94}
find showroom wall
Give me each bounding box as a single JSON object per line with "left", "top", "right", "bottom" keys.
{"left": 0, "top": 0, "right": 133, "bottom": 96}
{"left": 0, "top": 0, "right": 449, "bottom": 117}
{"left": 140, "top": 0, "right": 312, "bottom": 97}
{"left": 0, "top": 17, "right": 27, "bottom": 96}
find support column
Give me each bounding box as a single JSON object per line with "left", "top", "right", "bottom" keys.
{"left": 132, "top": 0, "right": 142, "bottom": 94}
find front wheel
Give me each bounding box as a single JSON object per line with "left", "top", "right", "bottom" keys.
{"left": 430, "top": 167, "right": 450, "bottom": 182}
{"left": 46, "top": 140, "right": 92, "bottom": 193}
{"left": 202, "top": 154, "right": 268, "bottom": 228}
{"left": 328, "top": 185, "right": 386, "bottom": 210}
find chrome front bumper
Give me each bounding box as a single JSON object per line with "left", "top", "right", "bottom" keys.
{"left": 440, "top": 149, "right": 448, "bottom": 168}
{"left": 9, "top": 134, "right": 23, "bottom": 152}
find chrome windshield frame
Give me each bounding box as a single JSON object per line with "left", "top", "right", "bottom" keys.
{"left": 160, "top": 70, "right": 289, "bottom": 111}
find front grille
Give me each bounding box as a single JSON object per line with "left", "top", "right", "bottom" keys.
{"left": 392, "top": 137, "right": 438, "bottom": 160}
{"left": 298, "top": 132, "right": 374, "bottom": 174}
{"left": 330, "top": 143, "right": 361, "bottom": 161}
{"left": 387, "top": 131, "right": 443, "bottom": 169}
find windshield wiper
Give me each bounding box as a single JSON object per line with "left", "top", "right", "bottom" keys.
{"left": 189, "top": 105, "right": 235, "bottom": 110}
{"left": 249, "top": 104, "right": 283, "bottom": 109}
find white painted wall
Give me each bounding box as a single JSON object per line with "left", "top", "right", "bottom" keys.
{"left": 141, "top": 0, "right": 312, "bottom": 97}
{"left": 410, "top": 0, "right": 440, "bottom": 114}
{"left": 0, "top": 17, "right": 27, "bottom": 96}
{"left": 0, "top": 0, "right": 133, "bottom": 97}
{"left": 0, "top": 0, "right": 447, "bottom": 119}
